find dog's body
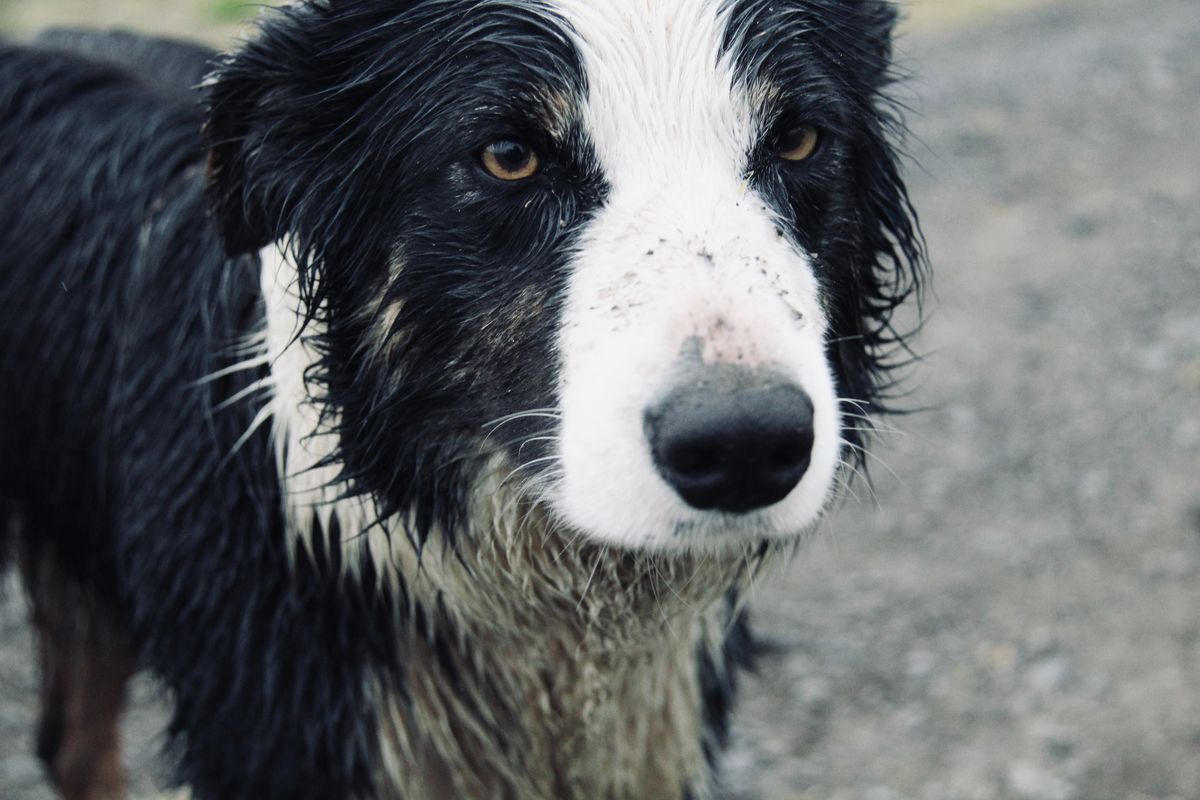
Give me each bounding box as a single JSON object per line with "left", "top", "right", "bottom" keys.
{"left": 0, "top": 3, "right": 922, "bottom": 799}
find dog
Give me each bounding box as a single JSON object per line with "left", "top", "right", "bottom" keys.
{"left": 0, "top": 1, "right": 923, "bottom": 798}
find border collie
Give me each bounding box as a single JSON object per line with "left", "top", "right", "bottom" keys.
{"left": 0, "top": 2, "right": 923, "bottom": 798}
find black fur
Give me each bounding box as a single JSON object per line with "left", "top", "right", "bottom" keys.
{"left": 205, "top": 0, "right": 607, "bottom": 542}
{"left": 725, "top": 0, "right": 925, "bottom": 452}
{"left": 0, "top": 2, "right": 922, "bottom": 797}
{"left": 0, "top": 41, "right": 388, "bottom": 799}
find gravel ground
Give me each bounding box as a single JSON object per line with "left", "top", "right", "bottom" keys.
{"left": 3, "top": 1, "right": 1199, "bottom": 798}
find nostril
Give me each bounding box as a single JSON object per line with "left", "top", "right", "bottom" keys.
{"left": 769, "top": 440, "right": 808, "bottom": 472}
{"left": 646, "top": 373, "right": 815, "bottom": 514}
{"left": 667, "top": 441, "right": 723, "bottom": 479}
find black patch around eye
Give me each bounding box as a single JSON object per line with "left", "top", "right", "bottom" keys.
{"left": 203, "top": 0, "right": 614, "bottom": 544}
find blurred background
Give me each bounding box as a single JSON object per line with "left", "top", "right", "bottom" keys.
{"left": 1, "top": 0, "right": 1197, "bottom": 798}
{"left": 0, "top": 0, "right": 1057, "bottom": 41}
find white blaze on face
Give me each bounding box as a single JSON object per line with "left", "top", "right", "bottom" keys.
{"left": 548, "top": 0, "right": 842, "bottom": 551}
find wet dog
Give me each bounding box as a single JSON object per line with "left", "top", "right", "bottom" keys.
{"left": 0, "top": 2, "right": 923, "bottom": 798}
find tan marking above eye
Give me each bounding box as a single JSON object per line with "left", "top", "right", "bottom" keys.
{"left": 481, "top": 139, "right": 541, "bottom": 181}
{"left": 778, "top": 125, "right": 821, "bottom": 162}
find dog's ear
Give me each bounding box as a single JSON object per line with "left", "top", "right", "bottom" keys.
{"left": 203, "top": 3, "right": 331, "bottom": 256}
{"left": 202, "top": 2, "right": 415, "bottom": 259}
{"left": 204, "top": 56, "right": 276, "bottom": 256}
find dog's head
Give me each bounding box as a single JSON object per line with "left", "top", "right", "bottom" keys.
{"left": 206, "top": 0, "right": 922, "bottom": 554}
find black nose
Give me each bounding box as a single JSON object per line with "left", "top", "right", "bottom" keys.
{"left": 645, "top": 375, "right": 815, "bottom": 513}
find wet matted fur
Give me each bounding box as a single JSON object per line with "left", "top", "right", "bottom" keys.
{"left": 0, "top": 2, "right": 923, "bottom": 798}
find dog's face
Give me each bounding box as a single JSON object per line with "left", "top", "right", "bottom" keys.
{"left": 207, "top": 0, "right": 921, "bottom": 554}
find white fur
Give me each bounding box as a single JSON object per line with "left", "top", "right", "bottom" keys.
{"left": 258, "top": 243, "right": 392, "bottom": 569}
{"left": 548, "top": 0, "right": 842, "bottom": 551}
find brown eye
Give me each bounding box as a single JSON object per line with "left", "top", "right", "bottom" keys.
{"left": 777, "top": 124, "right": 821, "bottom": 162}
{"left": 480, "top": 139, "right": 540, "bottom": 181}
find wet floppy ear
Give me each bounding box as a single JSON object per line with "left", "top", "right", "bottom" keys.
{"left": 201, "top": 0, "right": 407, "bottom": 261}
{"left": 203, "top": 56, "right": 282, "bottom": 256}
{"left": 202, "top": 0, "right": 333, "bottom": 257}
{"left": 845, "top": 0, "right": 927, "bottom": 412}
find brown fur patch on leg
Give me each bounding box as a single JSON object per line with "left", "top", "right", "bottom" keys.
{"left": 23, "top": 553, "right": 136, "bottom": 800}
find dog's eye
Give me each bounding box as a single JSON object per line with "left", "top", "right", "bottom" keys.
{"left": 777, "top": 125, "right": 822, "bottom": 162}
{"left": 480, "top": 139, "right": 541, "bottom": 181}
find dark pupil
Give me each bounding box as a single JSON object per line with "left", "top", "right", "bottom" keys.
{"left": 781, "top": 128, "right": 806, "bottom": 149}
{"left": 492, "top": 140, "right": 529, "bottom": 171}
{"left": 779, "top": 126, "right": 815, "bottom": 154}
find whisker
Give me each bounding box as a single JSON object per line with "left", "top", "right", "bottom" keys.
{"left": 651, "top": 560, "right": 699, "bottom": 616}
{"left": 831, "top": 468, "right": 867, "bottom": 506}
{"left": 498, "top": 459, "right": 562, "bottom": 499}
{"left": 498, "top": 470, "right": 562, "bottom": 524}
{"left": 495, "top": 456, "right": 563, "bottom": 513}
{"left": 837, "top": 453, "right": 877, "bottom": 493}
{"left": 575, "top": 552, "right": 604, "bottom": 612}
{"left": 481, "top": 409, "right": 562, "bottom": 435}
{"left": 673, "top": 550, "right": 712, "bottom": 595}
{"left": 430, "top": 427, "right": 559, "bottom": 477}
{"left": 740, "top": 546, "right": 760, "bottom": 604}
{"left": 553, "top": 527, "right": 589, "bottom": 564}
{"left": 646, "top": 558, "right": 669, "bottom": 625}
{"left": 516, "top": 435, "right": 560, "bottom": 458}
{"left": 839, "top": 438, "right": 907, "bottom": 490}
{"left": 842, "top": 425, "right": 907, "bottom": 438}
{"left": 838, "top": 412, "right": 903, "bottom": 431}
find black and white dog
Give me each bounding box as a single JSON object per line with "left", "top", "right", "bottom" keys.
{"left": 0, "top": 2, "right": 923, "bottom": 798}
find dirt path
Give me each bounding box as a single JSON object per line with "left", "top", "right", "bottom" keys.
{"left": 3, "top": 1, "right": 1199, "bottom": 798}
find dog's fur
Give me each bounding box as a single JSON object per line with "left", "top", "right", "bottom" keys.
{"left": 0, "top": 2, "right": 923, "bottom": 798}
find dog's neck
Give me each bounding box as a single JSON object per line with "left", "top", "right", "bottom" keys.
{"left": 367, "top": 504, "right": 747, "bottom": 800}
{"left": 284, "top": 465, "right": 749, "bottom": 800}
{"left": 254, "top": 244, "right": 753, "bottom": 798}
